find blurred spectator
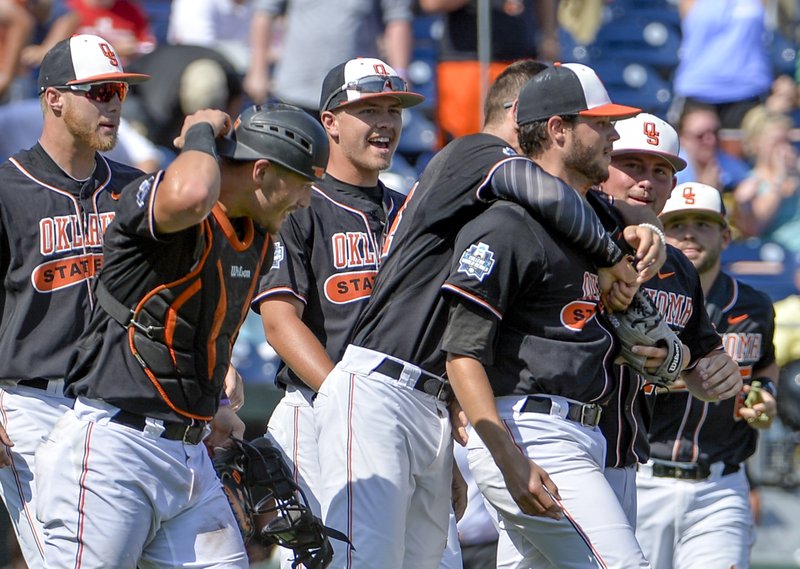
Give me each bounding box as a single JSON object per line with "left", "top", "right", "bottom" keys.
{"left": 670, "top": 0, "right": 772, "bottom": 129}
{"left": 123, "top": 44, "right": 243, "bottom": 150}
{"left": 418, "top": 0, "right": 559, "bottom": 146}
{"left": 765, "top": 73, "right": 800, "bottom": 122}
{"left": 734, "top": 106, "right": 800, "bottom": 252}
{"left": 167, "top": 0, "right": 256, "bottom": 74}
{"left": 0, "top": 0, "right": 34, "bottom": 102}
{"left": 21, "top": 0, "right": 155, "bottom": 67}
{"left": 676, "top": 102, "right": 750, "bottom": 194}
{"left": 243, "top": 0, "right": 413, "bottom": 114}
{"left": 0, "top": 98, "right": 162, "bottom": 172}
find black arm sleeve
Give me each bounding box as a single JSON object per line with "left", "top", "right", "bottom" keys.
{"left": 486, "top": 157, "right": 625, "bottom": 267}
{"left": 442, "top": 297, "right": 499, "bottom": 366}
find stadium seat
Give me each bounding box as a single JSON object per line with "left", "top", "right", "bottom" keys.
{"left": 721, "top": 238, "right": 799, "bottom": 302}
{"left": 583, "top": 60, "right": 672, "bottom": 117}
{"left": 589, "top": 14, "right": 681, "bottom": 74}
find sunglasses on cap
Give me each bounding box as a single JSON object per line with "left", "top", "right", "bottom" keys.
{"left": 323, "top": 75, "right": 409, "bottom": 111}
{"left": 55, "top": 82, "right": 128, "bottom": 103}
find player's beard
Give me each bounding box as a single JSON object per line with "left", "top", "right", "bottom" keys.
{"left": 564, "top": 136, "right": 609, "bottom": 186}
{"left": 63, "top": 106, "right": 118, "bottom": 152}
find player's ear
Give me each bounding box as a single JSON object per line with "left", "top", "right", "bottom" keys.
{"left": 43, "top": 88, "right": 64, "bottom": 115}
{"left": 721, "top": 224, "right": 732, "bottom": 249}
{"left": 320, "top": 110, "right": 338, "bottom": 140}
{"left": 252, "top": 159, "right": 271, "bottom": 186}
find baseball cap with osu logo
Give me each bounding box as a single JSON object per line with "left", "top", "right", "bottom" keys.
{"left": 659, "top": 182, "right": 728, "bottom": 227}
{"left": 37, "top": 34, "right": 150, "bottom": 95}
{"left": 319, "top": 57, "right": 424, "bottom": 112}
{"left": 612, "top": 113, "right": 687, "bottom": 172}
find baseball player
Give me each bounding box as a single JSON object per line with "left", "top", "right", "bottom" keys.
{"left": 313, "top": 61, "right": 677, "bottom": 569}
{"left": 33, "top": 103, "right": 328, "bottom": 568}
{"left": 596, "top": 113, "right": 742, "bottom": 524}
{"left": 252, "top": 57, "right": 424, "bottom": 568}
{"left": 441, "top": 63, "right": 662, "bottom": 569}
{"left": 0, "top": 34, "right": 149, "bottom": 569}
{"left": 634, "top": 182, "right": 778, "bottom": 569}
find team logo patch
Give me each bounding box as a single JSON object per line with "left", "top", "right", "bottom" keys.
{"left": 502, "top": 146, "right": 516, "bottom": 156}
{"left": 135, "top": 176, "right": 154, "bottom": 208}
{"left": 560, "top": 300, "right": 598, "bottom": 331}
{"left": 271, "top": 242, "right": 284, "bottom": 269}
{"left": 457, "top": 242, "right": 496, "bottom": 282}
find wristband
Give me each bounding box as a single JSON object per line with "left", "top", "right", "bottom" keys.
{"left": 182, "top": 122, "right": 218, "bottom": 159}
{"left": 639, "top": 222, "right": 666, "bottom": 247}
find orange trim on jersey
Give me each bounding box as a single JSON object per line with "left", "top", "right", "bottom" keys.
{"left": 252, "top": 287, "right": 307, "bottom": 307}
{"left": 207, "top": 260, "right": 228, "bottom": 380}
{"left": 381, "top": 181, "right": 417, "bottom": 257}
{"left": 212, "top": 204, "right": 254, "bottom": 252}
{"left": 441, "top": 283, "right": 503, "bottom": 320}
{"left": 164, "top": 278, "right": 202, "bottom": 366}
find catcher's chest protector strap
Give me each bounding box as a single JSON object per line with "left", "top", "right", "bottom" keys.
{"left": 93, "top": 222, "right": 220, "bottom": 421}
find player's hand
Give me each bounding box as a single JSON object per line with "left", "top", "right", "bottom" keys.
{"left": 603, "top": 279, "right": 638, "bottom": 312}
{"left": 684, "top": 351, "right": 742, "bottom": 402}
{"left": 452, "top": 461, "right": 468, "bottom": 522}
{"left": 205, "top": 405, "right": 245, "bottom": 454}
{"left": 173, "top": 109, "right": 232, "bottom": 149}
{"left": 223, "top": 365, "right": 245, "bottom": 412}
{"left": 738, "top": 384, "right": 777, "bottom": 429}
{"left": 0, "top": 424, "right": 13, "bottom": 468}
{"left": 243, "top": 69, "right": 271, "bottom": 105}
{"left": 623, "top": 342, "right": 690, "bottom": 378}
{"left": 497, "top": 450, "right": 562, "bottom": 520}
{"left": 449, "top": 399, "right": 469, "bottom": 447}
{"left": 598, "top": 258, "right": 638, "bottom": 311}
{"left": 622, "top": 224, "right": 667, "bottom": 282}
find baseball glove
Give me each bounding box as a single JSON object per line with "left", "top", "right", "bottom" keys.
{"left": 213, "top": 437, "right": 350, "bottom": 569}
{"left": 605, "top": 288, "right": 685, "bottom": 386}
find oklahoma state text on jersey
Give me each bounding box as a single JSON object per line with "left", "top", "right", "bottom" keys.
{"left": 0, "top": 145, "right": 141, "bottom": 382}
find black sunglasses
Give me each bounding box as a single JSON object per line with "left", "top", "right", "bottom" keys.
{"left": 323, "top": 75, "right": 408, "bottom": 111}
{"left": 55, "top": 82, "right": 128, "bottom": 103}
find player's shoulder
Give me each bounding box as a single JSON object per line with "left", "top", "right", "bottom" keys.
{"left": 730, "top": 273, "right": 774, "bottom": 311}
{"left": 426, "top": 133, "right": 516, "bottom": 177}
{"left": 463, "top": 200, "right": 535, "bottom": 241}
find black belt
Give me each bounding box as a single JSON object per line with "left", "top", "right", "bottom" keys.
{"left": 17, "top": 379, "right": 52, "bottom": 390}
{"left": 372, "top": 359, "right": 454, "bottom": 403}
{"left": 110, "top": 410, "right": 208, "bottom": 445}
{"left": 649, "top": 459, "right": 740, "bottom": 480}
{"left": 520, "top": 396, "right": 602, "bottom": 427}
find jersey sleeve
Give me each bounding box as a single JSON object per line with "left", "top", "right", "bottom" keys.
{"left": 441, "top": 204, "right": 543, "bottom": 361}
{"left": 113, "top": 171, "right": 174, "bottom": 242}
{"left": 485, "top": 157, "right": 624, "bottom": 267}
{"left": 253, "top": 209, "right": 312, "bottom": 305}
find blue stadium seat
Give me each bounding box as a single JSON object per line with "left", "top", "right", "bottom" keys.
{"left": 721, "top": 238, "right": 799, "bottom": 302}
{"left": 590, "top": 15, "right": 681, "bottom": 73}
{"left": 584, "top": 60, "right": 672, "bottom": 117}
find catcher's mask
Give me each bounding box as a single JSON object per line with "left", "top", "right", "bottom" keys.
{"left": 213, "top": 437, "right": 350, "bottom": 569}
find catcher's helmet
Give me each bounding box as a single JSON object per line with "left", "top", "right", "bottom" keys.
{"left": 217, "top": 103, "right": 328, "bottom": 181}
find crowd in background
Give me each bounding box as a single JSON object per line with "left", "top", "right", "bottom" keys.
{"left": 2, "top": 0, "right": 800, "bottom": 566}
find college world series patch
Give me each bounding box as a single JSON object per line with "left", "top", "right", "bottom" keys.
{"left": 458, "top": 242, "right": 496, "bottom": 282}
{"left": 271, "top": 242, "right": 284, "bottom": 269}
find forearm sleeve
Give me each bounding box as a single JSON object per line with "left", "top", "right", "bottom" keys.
{"left": 488, "top": 157, "right": 624, "bottom": 267}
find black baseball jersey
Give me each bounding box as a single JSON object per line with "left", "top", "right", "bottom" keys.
{"left": 351, "top": 133, "right": 622, "bottom": 376}
{"left": 441, "top": 201, "right": 618, "bottom": 402}
{"left": 65, "top": 172, "right": 272, "bottom": 422}
{"left": 601, "top": 246, "right": 722, "bottom": 468}
{"left": 0, "top": 144, "right": 142, "bottom": 383}
{"left": 647, "top": 271, "right": 776, "bottom": 466}
{"left": 252, "top": 176, "right": 404, "bottom": 389}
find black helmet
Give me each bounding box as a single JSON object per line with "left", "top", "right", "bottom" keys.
{"left": 217, "top": 103, "right": 328, "bottom": 181}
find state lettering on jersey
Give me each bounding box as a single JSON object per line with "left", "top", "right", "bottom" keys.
{"left": 644, "top": 288, "right": 693, "bottom": 330}
{"left": 32, "top": 253, "right": 104, "bottom": 292}
{"left": 457, "top": 242, "right": 495, "bottom": 282}
{"left": 560, "top": 272, "right": 601, "bottom": 331}
{"left": 271, "top": 241, "right": 284, "bottom": 269}
{"left": 331, "top": 231, "right": 378, "bottom": 269}
{"left": 324, "top": 269, "right": 377, "bottom": 304}
{"left": 34, "top": 212, "right": 115, "bottom": 292}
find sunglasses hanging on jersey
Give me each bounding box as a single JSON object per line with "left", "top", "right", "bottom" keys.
{"left": 323, "top": 75, "right": 409, "bottom": 111}
{"left": 55, "top": 82, "right": 128, "bottom": 103}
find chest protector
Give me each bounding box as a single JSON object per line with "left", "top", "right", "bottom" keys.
{"left": 96, "top": 215, "right": 270, "bottom": 421}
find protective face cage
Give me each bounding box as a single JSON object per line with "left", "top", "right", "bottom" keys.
{"left": 213, "top": 437, "right": 351, "bottom": 569}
